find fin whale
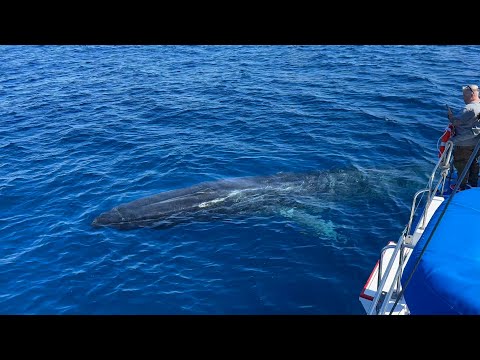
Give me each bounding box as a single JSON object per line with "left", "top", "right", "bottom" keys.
{"left": 91, "top": 169, "right": 374, "bottom": 231}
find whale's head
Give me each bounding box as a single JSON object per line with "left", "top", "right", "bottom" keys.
{"left": 91, "top": 208, "right": 126, "bottom": 229}
{"left": 91, "top": 206, "right": 176, "bottom": 230}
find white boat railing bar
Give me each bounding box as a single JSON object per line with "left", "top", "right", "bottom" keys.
{"left": 367, "top": 140, "right": 455, "bottom": 315}
{"left": 388, "top": 137, "right": 480, "bottom": 314}
{"left": 373, "top": 241, "right": 415, "bottom": 314}
{"left": 405, "top": 141, "right": 454, "bottom": 236}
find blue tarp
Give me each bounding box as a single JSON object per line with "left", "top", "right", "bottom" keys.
{"left": 401, "top": 188, "right": 480, "bottom": 315}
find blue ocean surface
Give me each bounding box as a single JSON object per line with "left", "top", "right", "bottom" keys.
{"left": 1, "top": 45, "right": 478, "bottom": 315}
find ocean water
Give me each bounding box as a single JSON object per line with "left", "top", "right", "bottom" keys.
{"left": 1, "top": 45, "right": 478, "bottom": 315}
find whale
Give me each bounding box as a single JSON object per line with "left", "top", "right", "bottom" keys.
{"left": 91, "top": 169, "right": 377, "bottom": 231}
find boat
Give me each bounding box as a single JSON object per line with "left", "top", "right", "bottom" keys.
{"left": 359, "top": 138, "right": 480, "bottom": 315}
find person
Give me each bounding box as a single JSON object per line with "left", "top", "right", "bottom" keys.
{"left": 448, "top": 84, "right": 480, "bottom": 190}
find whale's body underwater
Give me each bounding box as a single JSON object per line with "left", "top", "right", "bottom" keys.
{"left": 91, "top": 169, "right": 375, "bottom": 231}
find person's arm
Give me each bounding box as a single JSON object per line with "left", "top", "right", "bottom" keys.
{"left": 447, "top": 105, "right": 454, "bottom": 123}
{"left": 450, "top": 107, "right": 480, "bottom": 141}
{"left": 449, "top": 107, "right": 469, "bottom": 125}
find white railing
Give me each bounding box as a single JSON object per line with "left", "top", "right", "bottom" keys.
{"left": 368, "top": 141, "right": 454, "bottom": 315}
